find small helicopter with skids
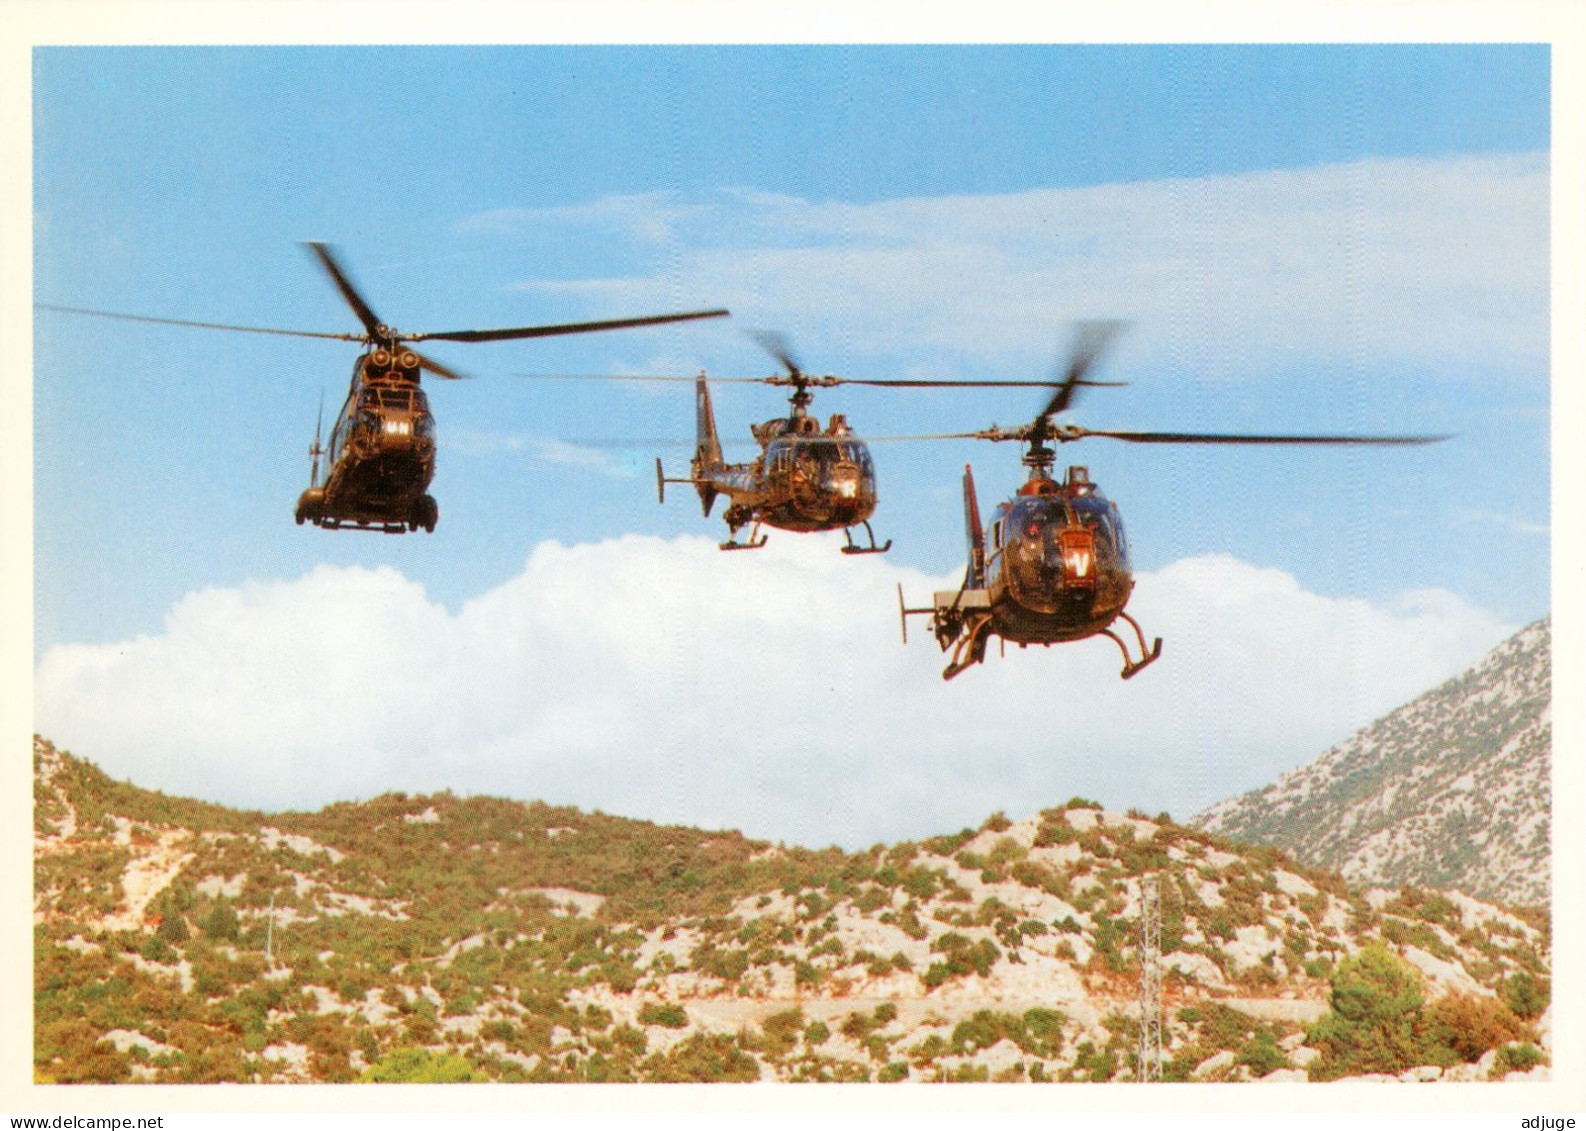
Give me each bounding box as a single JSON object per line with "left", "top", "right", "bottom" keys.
{"left": 38, "top": 243, "right": 730, "bottom": 534}
{"left": 641, "top": 331, "right": 1107, "bottom": 553}
{"left": 899, "top": 322, "right": 1451, "bottom": 680}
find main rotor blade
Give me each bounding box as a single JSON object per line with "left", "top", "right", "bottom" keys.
{"left": 305, "top": 242, "right": 385, "bottom": 339}
{"left": 833, "top": 377, "right": 1126, "bottom": 390}
{"left": 412, "top": 349, "right": 469, "bottom": 381}
{"left": 417, "top": 308, "right": 729, "bottom": 344}
{"left": 1041, "top": 319, "right": 1127, "bottom": 419}
{"left": 1071, "top": 427, "right": 1452, "bottom": 445}
{"left": 516, "top": 373, "right": 771, "bottom": 384}
{"left": 514, "top": 372, "right": 1121, "bottom": 390}
{"left": 749, "top": 329, "right": 803, "bottom": 378}
{"left": 847, "top": 431, "right": 996, "bottom": 443}
{"left": 34, "top": 304, "right": 363, "bottom": 342}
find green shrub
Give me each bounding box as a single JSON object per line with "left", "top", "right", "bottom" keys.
{"left": 755, "top": 1008, "right": 804, "bottom": 1058}
{"left": 359, "top": 1047, "right": 476, "bottom": 1083}
{"left": 640, "top": 1033, "right": 759, "bottom": 1082}
{"left": 156, "top": 913, "right": 189, "bottom": 945}
{"left": 1502, "top": 971, "right": 1550, "bottom": 1020}
{"left": 1236, "top": 1030, "right": 1290, "bottom": 1077}
{"left": 1493, "top": 1043, "right": 1546, "bottom": 1077}
{"left": 202, "top": 901, "right": 239, "bottom": 942}
{"left": 638, "top": 1002, "right": 688, "bottom": 1029}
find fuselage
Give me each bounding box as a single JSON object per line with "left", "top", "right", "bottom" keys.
{"left": 982, "top": 473, "right": 1133, "bottom": 644}
{"left": 304, "top": 352, "right": 436, "bottom": 527}
{"left": 704, "top": 415, "right": 879, "bottom": 534}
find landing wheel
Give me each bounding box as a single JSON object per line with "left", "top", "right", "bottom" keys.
{"left": 415, "top": 494, "right": 438, "bottom": 533}
{"left": 295, "top": 487, "right": 325, "bottom": 528}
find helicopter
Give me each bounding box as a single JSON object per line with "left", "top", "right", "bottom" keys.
{"left": 653, "top": 331, "right": 1100, "bottom": 553}
{"left": 898, "top": 322, "right": 1450, "bottom": 680}
{"left": 37, "top": 243, "right": 729, "bottom": 533}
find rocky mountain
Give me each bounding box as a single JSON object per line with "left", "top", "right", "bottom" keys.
{"left": 1194, "top": 619, "right": 1550, "bottom": 907}
{"left": 34, "top": 736, "right": 1551, "bottom": 1086}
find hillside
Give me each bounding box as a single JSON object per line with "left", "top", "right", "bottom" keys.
{"left": 35, "top": 736, "right": 1551, "bottom": 1085}
{"left": 1194, "top": 619, "right": 1550, "bottom": 907}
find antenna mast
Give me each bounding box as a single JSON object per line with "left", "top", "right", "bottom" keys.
{"left": 1138, "top": 872, "right": 1163, "bottom": 1081}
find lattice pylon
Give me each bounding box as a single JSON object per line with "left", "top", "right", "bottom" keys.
{"left": 1138, "top": 872, "right": 1163, "bottom": 1081}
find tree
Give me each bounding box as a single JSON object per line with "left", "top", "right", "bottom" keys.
{"left": 1306, "top": 944, "right": 1443, "bottom": 1080}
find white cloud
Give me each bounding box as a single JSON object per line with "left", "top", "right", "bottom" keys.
{"left": 457, "top": 192, "right": 712, "bottom": 247}
{"left": 444, "top": 426, "right": 635, "bottom": 477}
{"left": 34, "top": 535, "right": 1516, "bottom": 848}
{"left": 477, "top": 152, "right": 1547, "bottom": 379}
{"left": 1451, "top": 508, "right": 1550, "bottom": 537}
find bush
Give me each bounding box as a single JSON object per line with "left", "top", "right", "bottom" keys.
{"left": 1427, "top": 992, "right": 1528, "bottom": 1062}
{"left": 1502, "top": 971, "right": 1550, "bottom": 1021}
{"left": 359, "top": 1047, "right": 476, "bottom": 1083}
{"left": 755, "top": 1008, "right": 803, "bottom": 1058}
{"left": 202, "top": 901, "right": 239, "bottom": 942}
{"left": 640, "top": 1033, "right": 759, "bottom": 1082}
{"left": 638, "top": 1002, "right": 689, "bottom": 1029}
{"left": 156, "top": 913, "right": 189, "bottom": 945}
{"left": 1493, "top": 1043, "right": 1546, "bottom": 1077}
{"left": 1236, "top": 1030, "right": 1289, "bottom": 1077}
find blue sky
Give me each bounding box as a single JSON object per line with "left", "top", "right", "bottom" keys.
{"left": 30, "top": 43, "right": 1554, "bottom": 844}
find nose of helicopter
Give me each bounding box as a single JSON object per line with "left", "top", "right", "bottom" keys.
{"left": 829, "top": 465, "right": 861, "bottom": 499}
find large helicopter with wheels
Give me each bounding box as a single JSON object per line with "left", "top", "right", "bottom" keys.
{"left": 37, "top": 243, "right": 729, "bottom": 533}
{"left": 652, "top": 331, "right": 1096, "bottom": 552}
{"left": 899, "top": 322, "right": 1449, "bottom": 680}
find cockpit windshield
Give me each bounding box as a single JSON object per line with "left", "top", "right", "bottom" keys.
{"left": 772, "top": 438, "right": 874, "bottom": 475}
{"left": 999, "top": 491, "right": 1128, "bottom": 612}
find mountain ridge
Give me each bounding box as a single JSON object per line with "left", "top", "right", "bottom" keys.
{"left": 1194, "top": 618, "right": 1550, "bottom": 907}
{"left": 34, "top": 735, "right": 1551, "bottom": 1085}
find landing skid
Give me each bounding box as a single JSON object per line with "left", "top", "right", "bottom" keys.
{"left": 840, "top": 521, "right": 892, "bottom": 555}
{"left": 720, "top": 521, "right": 768, "bottom": 551}
{"left": 941, "top": 616, "right": 993, "bottom": 680}
{"left": 1101, "top": 610, "right": 1163, "bottom": 680}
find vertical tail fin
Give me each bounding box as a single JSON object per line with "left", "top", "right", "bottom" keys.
{"left": 695, "top": 376, "right": 723, "bottom": 467}
{"left": 693, "top": 375, "right": 723, "bottom": 516}
{"left": 963, "top": 464, "right": 986, "bottom": 588}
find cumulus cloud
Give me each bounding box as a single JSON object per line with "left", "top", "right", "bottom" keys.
{"left": 34, "top": 535, "right": 1515, "bottom": 848}
{"left": 474, "top": 152, "right": 1547, "bottom": 380}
